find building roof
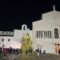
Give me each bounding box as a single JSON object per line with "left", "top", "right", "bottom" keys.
{"left": 42, "top": 5, "right": 60, "bottom": 20}
{"left": 42, "top": 11, "right": 60, "bottom": 20}
{"left": 33, "top": 5, "right": 60, "bottom": 24}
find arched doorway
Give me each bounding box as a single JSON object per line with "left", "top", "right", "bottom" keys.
{"left": 59, "top": 49, "right": 60, "bottom": 54}
{"left": 55, "top": 43, "right": 60, "bottom": 54}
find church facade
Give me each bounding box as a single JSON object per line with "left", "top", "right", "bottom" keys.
{"left": 0, "top": 6, "right": 60, "bottom": 55}
{"left": 32, "top": 7, "right": 60, "bottom": 54}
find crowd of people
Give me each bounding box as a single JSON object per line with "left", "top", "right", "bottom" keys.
{"left": 24, "top": 47, "right": 33, "bottom": 55}
{"left": 36, "top": 48, "right": 46, "bottom": 56}
{"left": 0, "top": 47, "right": 46, "bottom": 56}
{"left": 0, "top": 47, "right": 20, "bottom": 56}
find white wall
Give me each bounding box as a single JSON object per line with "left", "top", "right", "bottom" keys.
{"left": 32, "top": 11, "right": 60, "bottom": 54}
{"left": 14, "top": 27, "right": 32, "bottom": 48}
{"left": 0, "top": 24, "right": 32, "bottom": 49}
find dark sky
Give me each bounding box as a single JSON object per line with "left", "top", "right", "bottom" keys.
{"left": 0, "top": 0, "right": 60, "bottom": 31}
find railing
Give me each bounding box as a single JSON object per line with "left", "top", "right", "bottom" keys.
{"left": 0, "top": 31, "right": 14, "bottom": 36}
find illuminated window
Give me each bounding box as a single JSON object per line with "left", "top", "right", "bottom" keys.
{"left": 54, "top": 28, "right": 59, "bottom": 38}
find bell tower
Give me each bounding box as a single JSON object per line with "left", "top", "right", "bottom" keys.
{"left": 22, "top": 24, "right": 27, "bottom": 30}
{"left": 53, "top": 5, "right": 56, "bottom": 11}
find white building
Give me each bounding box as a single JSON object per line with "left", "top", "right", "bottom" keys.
{"left": 0, "top": 5, "right": 60, "bottom": 55}
{"left": 32, "top": 6, "right": 60, "bottom": 54}
{"left": 0, "top": 24, "right": 32, "bottom": 49}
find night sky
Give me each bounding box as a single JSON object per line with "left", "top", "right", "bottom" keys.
{"left": 0, "top": 0, "right": 60, "bottom": 31}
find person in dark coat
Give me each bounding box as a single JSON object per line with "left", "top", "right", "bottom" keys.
{"left": 3, "top": 48, "right": 8, "bottom": 56}
{"left": 0, "top": 47, "right": 2, "bottom": 54}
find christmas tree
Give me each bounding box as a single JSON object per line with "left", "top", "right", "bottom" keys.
{"left": 21, "top": 33, "right": 32, "bottom": 54}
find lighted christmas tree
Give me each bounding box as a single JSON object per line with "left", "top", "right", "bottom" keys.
{"left": 21, "top": 33, "right": 32, "bottom": 54}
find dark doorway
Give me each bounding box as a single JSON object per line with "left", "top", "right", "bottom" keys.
{"left": 55, "top": 43, "right": 60, "bottom": 54}
{"left": 59, "top": 50, "right": 60, "bottom": 54}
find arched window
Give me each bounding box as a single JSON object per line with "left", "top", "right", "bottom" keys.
{"left": 22, "top": 24, "right": 27, "bottom": 30}
{"left": 54, "top": 28, "right": 59, "bottom": 38}
{"left": 23, "top": 26, "right": 25, "bottom": 30}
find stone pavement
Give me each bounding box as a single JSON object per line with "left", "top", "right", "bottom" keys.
{"left": 8, "top": 54, "right": 20, "bottom": 60}
{"left": 14, "top": 53, "right": 60, "bottom": 60}
{"left": 2, "top": 54, "right": 20, "bottom": 60}
{"left": 1, "top": 53, "right": 60, "bottom": 60}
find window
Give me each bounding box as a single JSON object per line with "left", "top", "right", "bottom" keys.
{"left": 45, "top": 31, "right": 48, "bottom": 38}
{"left": 44, "top": 31, "right": 47, "bottom": 38}
{"left": 54, "top": 28, "right": 59, "bottom": 38}
{"left": 36, "top": 30, "right": 52, "bottom": 38}
{"left": 40, "top": 31, "right": 43, "bottom": 38}
{"left": 47, "top": 31, "right": 50, "bottom": 38}
{"left": 2, "top": 39, "right": 4, "bottom": 42}
{"left": 39, "top": 31, "right": 41, "bottom": 38}
{"left": 36, "top": 31, "right": 39, "bottom": 38}
{"left": 47, "top": 31, "right": 52, "bottom": 38}
{"left": 36, "top": 31, "right": 43, "bottom": 38}
{"left": 8, "top": 39, "right": 10, "bottom": 42}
